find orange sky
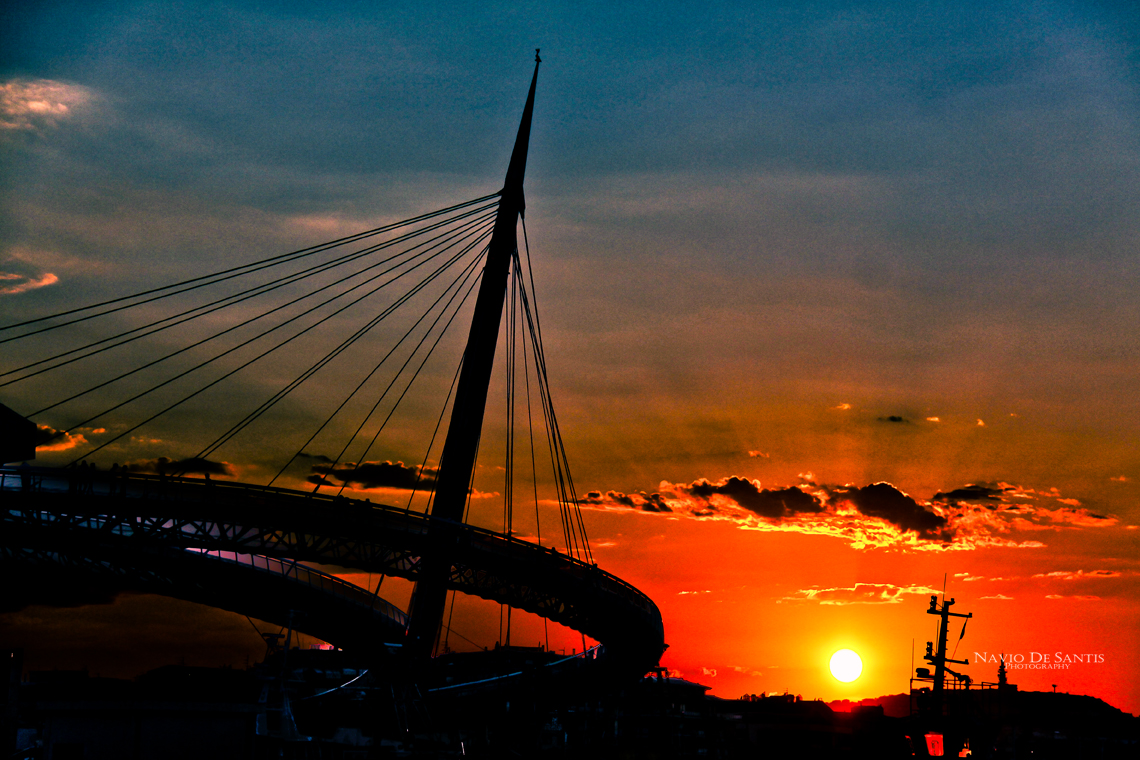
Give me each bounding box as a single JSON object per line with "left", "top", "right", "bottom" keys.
{"left": 310, "top": 383, "right": 1140, "bottom": 715}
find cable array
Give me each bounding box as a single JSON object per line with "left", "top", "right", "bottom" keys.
{"left": 2, "top": 197, "right": 496, "bottom": 464}
{"left": 3, "top": 191, "right": 594, "bottom": 651}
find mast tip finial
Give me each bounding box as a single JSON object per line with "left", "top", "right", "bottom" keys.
{"left": 535, "top": 48, "right": 541, "bottom": 63}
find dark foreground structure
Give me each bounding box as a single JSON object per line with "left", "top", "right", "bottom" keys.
{"left": 7, "top": 644, "right": 1135, "bottom": 759}
{"left": 894, "top": 594, "right": 1139, "bottom": 759}
{"left": 0, "top": 644, "right": 900, "bottom": 759}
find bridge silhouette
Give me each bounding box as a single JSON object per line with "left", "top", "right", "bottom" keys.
{"left": 0, "top": 54, "right": 665, "bottom": 680}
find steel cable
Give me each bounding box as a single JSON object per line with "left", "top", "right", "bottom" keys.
{"left": 1, "top": 202, "right": 498, "bottom": 384}
{"left": 65, "top": 221, "right": 495, "bottom": 463}
{"left": 0, "top": 193, "right": 498, "bottom": 338}
{"left": 268, "top": 246, "right": 486, "bottom": 487}
{"left": 39, "top": 213, "right": 496, "bottom": 422}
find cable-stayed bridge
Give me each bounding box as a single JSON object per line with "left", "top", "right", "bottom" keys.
{"left": 0, "top": 55, "right": 665, "bottom": 679}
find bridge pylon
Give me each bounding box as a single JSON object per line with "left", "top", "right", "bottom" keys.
{"left": 405, "top": 54, "right": 540, "bottom": 658}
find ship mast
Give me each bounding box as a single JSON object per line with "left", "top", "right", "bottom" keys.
{"left": 924, "top": 594, "right": 972, "bottom": 696}
{"left": 405, "top": 52, "right": 541, "bottom": 658}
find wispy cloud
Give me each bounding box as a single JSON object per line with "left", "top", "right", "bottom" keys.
{"left": 1046, "top": 595, "right": 1101, "bottom": 601}
{"left": 0, "top": 79, "right": 93, "bottom": 133}
{"left": 1032, "top": 570, "right": 1121, "bottom": 580}
{"left": 953, "top": 573, "right": 984, "bottom": 581}
{"left": 0, "top": 270, "right": 58, "bottom": 295}
{"left": 783, "top": 582, "right": 940, "bottom": 605}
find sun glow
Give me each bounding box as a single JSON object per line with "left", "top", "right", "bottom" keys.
{"left": 829, "top": 649, "right": 863, "bottom": 683}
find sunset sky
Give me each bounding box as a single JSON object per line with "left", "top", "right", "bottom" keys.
{"left": 3, "top": 2, "right": 1139, "bottom": 714}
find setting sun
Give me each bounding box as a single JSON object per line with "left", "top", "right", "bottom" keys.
{"left": 829, "top": 649, "right": 863, "bottom": 683}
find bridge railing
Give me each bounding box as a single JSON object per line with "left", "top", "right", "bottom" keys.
{"left": 185, "top": 549, "right": 408, "bottom": 627}
{"left": 2, "top": 465, "right": 659, "bottom": 620}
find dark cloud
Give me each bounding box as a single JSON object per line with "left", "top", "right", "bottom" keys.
{"left": 126, "top": 456, "right": 233, "bottom": 476}
{"left": 296, "top": 452, "right": 335, "bottom": 465}
{"left": 933, "top": 484, "right": 1006, "bottom": 503}
{"left": 33, "top": 424, "right": 64, "bottom": 446}
{"left": 581, "top": 490, "right": 672, "bottom": 513}
{"left": 834, "top": 482, "right": 949, "bottom": 540}
{"left": 271, "top": 452, "right": 334, "bottom": 479}
{"left": 682, "top": 477, "right": 823, "bottom": 519}
{"left": 583, "top": 490, "right": 635, "bottom": 509}
{"left": 308, "top": 460, "right": 436, "bottom": 491}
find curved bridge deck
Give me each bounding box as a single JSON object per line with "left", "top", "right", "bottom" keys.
{"left": 1, "top": 467, "right": 664, "bottom": 672}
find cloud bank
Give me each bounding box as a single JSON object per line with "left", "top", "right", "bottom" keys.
{"left": 582, "top": 478, "right": 1118, "bottom": 550}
